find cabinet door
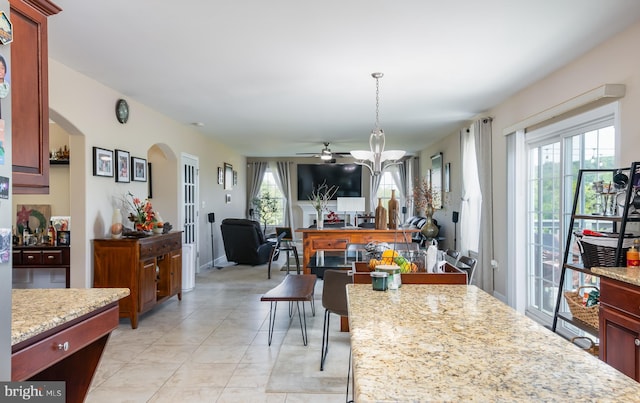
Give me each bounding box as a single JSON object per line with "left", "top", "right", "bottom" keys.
{"left": 600, "top": 306, "right": 640, "bottom": 381}
{"left": 169, "top": 249, "right": 182, "bottom": 295}
{"left": 9, "top": 0, "right": 61, "bottom": 194}
{"left": 138, "top": 258, "right": 157, "bottom": 313}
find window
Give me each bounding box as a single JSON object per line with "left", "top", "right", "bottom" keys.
{"left": 376, "top": 169, "right": 402, "bottom": 204}
{"left": 256, "top": 168, "right": 285, "bottom": 229}
{"left": 524, "top": 104, "right": 615, "bottom": 328}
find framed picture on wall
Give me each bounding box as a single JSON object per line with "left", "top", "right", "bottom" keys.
{"left": 115, "top": 149, "right": 130, "bottom": 183}
{"left": 431, "top": 152, "right": 443, "bottom": 209}
{"left": 444, "top": 162, "right": 451, "bottom": 193}
{"left": 93, "top": 147, "right": 114, "bottom": 177}
{"left": 131, "top": 157, "right": 147, "bottom": 182}
{"left": 224, "top": 163, "right": 233, "bottom": 190}
{"left": 218, "top": 167, "right": 224, "bottom": 185}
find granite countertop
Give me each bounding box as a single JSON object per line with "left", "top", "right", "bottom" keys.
{"left": 591, "top": 266, "right": 640, "bottom": 286}
{"left": 347, "top": 284, "right": 640, "bottom": 402}
{"left": 12, "top": 288, "right": 130, "bottom": 346}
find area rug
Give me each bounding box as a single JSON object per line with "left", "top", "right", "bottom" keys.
{"left": 265, "top": 311, "right": 351, "bottom": 394}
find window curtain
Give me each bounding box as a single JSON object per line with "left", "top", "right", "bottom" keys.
{"left": 460, "top": 125, "right": 482, "bottom": 266}
{"left": 247, "top": 161, "right": 268, "bottom": 219}
{"left": 274, "top": 161, "right": 295, "bottom": 238}
{"left": 474, "top": 118, "right": 494, "bottom": 291}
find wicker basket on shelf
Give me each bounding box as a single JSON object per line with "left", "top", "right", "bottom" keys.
{"left": 570, "top": 336, "right": 599, "bottom": 357}
{"left": 575, "top": 232, "right": 637, "bottom": 268}
{"left": 564, "top": 285, "right": 599, "bottom": 330}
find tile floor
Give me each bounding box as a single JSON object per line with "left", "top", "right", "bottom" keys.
{"left": 85, "top": 257, "right": 349, "bottom": 403}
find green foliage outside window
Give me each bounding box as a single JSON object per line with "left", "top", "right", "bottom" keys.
{"left": 253, "top": 192, "right": 279, "bottom": 233}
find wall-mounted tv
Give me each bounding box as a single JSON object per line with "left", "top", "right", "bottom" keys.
{"left": 297, "top": 164, "right": 362, "bottom": 201}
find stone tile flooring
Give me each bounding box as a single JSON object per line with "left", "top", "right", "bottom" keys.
{"left": 86, "top": 259, "right": 348, "bottom": 403}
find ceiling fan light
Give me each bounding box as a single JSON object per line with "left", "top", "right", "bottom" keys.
{"left": 320, "top": 152, "right": 332, "bottom": 160}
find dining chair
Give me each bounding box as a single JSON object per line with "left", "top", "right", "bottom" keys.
{"left": 267, "top": 231, "right": 287, "bottom": 279}
{"left": 445, "top": 249, "right": 460, "bottom": 265}
{"left": 456, "top": 255, "right": 477, "bottom": 284}
{"left": 320, "top": 269, "right": 352, "bottom": 371}
{"left": 275, "top": 227, "right": 300, "bottom": 274}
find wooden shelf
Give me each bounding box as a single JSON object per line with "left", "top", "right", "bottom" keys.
{"left": 50, "top": 159, "right": 69, "bottom": 165}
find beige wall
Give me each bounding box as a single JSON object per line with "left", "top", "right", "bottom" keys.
{"left": 489, "top": 20, "right": 640, "bottom": 302}
{"left": 424, "top": 20, "right": 640, "bottom": 303}
{"left": 15, "top": 60, "right": 247, "bottom": 287}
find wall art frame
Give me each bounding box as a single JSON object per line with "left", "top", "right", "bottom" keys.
{"left": 115, "top": 149, "right": 130, "bottom": 183}
{"left": 431, "top": 152, "right": 443, "bottom": 209}
{"left": 93, "top": 147, "right": 114, "bottom": 177}
{"left": 224, "top": 163, "right": 233, "bottom": 190}
{"left": 444, "top": 162, "right": 451, "bottom": 193}
{"left": 217, "top": 167, "right": 224, "bottom": 185}
{"left": 131, "top": 157, "right": 147, "bottom": 182}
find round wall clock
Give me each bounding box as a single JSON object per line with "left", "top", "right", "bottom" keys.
{"left": 115, "top": 99, "right": 129, "bottom": 124}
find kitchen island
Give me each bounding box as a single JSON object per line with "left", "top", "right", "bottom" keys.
{"left": 346, "top": 284, "right": 640, "bottom": 402}
{"left": 12, "top": 288, "right": 129, "bottom": 401}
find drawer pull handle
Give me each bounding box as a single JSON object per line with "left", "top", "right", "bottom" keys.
{"left": 27, "top": 256, "right": 34, "bottom": 260}
{"left": 47, "top": 256, "right": 55, "bottom": 260}
{"left": 57, "top": 341, "right": 70, "bottom": 351}
{"left": 635, "top": 339, "right": 640, "bottom": 347}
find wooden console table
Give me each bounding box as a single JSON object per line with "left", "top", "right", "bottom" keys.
{"left": 296, "top": 228, "right": 419, "bottom": 275}
{"left": 93, "top": 232, "right": 182, "bottom": 328}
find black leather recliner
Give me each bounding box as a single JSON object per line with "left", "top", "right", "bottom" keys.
{"left": 221, "top": 218, "right": 275, "bottom": 265}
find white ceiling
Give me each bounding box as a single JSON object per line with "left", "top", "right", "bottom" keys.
{"left": 46, "top": 0, "right": 640, "bottom": 158}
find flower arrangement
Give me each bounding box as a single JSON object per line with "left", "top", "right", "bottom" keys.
{"left": 326, "top": 210, "right": 340, "bottom": 223}
{"left": 124, "top": 191, "right": 156, "bottom": 231}
{"left": 412, "top": 177, "right": 433, "bottom": 212}
{"left": 309, "top": 182, "right": 338, "bottom": 213}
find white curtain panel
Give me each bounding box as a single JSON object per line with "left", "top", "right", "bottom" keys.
{"left": 460, "top": 125, "right": 482, "bottom": 261}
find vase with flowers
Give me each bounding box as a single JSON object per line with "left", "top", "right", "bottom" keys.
{"left": 309, "top": 182, "right": 338, "bottom": 229}
{"left": 413, "top": 178, "right": 439, "bottom": 239}
{"left": 124, "top": 191, "right": 156, "bottom": 234}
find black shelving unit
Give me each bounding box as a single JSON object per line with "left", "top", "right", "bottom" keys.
{"left": 551, "top": 162, "right": 640, "bottom": 336}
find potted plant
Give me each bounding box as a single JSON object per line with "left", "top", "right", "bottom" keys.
{"left": 253, "top": 192, "right": 279, "bottom": 233}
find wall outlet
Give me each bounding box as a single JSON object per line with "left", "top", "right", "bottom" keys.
{"left": 491, "top": 259, "right": 499, "bottom": 270}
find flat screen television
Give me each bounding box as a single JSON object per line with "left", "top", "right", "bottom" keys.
{"left": 297, "top": 164, "right": 362, "bottom": 200}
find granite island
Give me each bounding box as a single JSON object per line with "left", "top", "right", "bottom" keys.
{"left": 12, "top": 288, "right": 130, "bottom": 401}
{"left": 346, "top": 284, "right": 640, "bottom": 402}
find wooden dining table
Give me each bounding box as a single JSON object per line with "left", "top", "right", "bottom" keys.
{"left": 346, "top": 284, "right": 640, "bottom": 402}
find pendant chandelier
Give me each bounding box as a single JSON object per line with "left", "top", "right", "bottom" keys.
{"left": 350, "top": 72, "right": 406, "bottom": 176}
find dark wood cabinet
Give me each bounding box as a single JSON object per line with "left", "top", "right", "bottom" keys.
{"left": 93, "top": 232, "right": 182, "bottom": 329}
{"left": 9, "top": 0, "right": 62, "bottom": 194}
{"left": 599, "top": 276, "right": 640, "bottom": 381}
{"left": 13, "top": 246, "right": 70, "bottom": 288}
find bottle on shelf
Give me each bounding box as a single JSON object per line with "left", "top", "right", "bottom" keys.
{"left": 47, "top": 220, "right": 57, "bottom": 246}
{"left": 627, "top": 239, "right": 640, "bottom": 268}
{"left": 22, "top": 221, "right": 31, "bottom": 246}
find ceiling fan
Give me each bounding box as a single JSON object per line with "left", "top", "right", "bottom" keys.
{"left": 296, "top": 142, "right": 351, "bottom": 161}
